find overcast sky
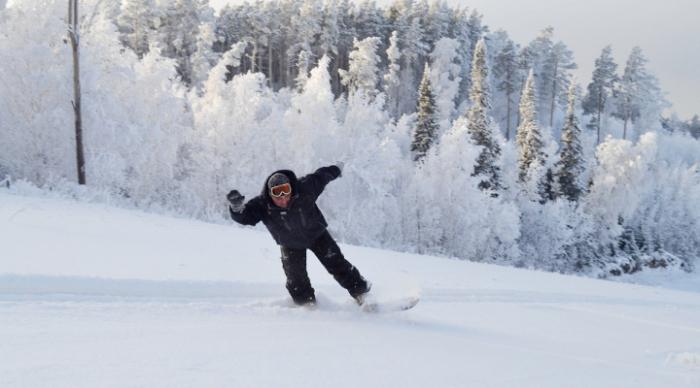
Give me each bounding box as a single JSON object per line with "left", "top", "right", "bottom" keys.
{"left": 212, "top": 0, "right": 699, "bottom": 118}
{"left": 435, "top": 0, "right": 699, "bottom": 118}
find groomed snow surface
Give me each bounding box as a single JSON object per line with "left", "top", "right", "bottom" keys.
{"left": 1, "top": 191, "right": 699, "bottom": 388}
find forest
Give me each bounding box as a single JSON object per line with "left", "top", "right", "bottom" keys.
{"left": 1, "top": 0, "right": 699, "bottom": 277}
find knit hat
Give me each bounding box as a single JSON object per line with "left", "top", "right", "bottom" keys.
{"left": 267, "top": 172, "right": 290, "bottom": 189}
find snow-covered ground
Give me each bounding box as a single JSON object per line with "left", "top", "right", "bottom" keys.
{"left": 1, "top": 190, "right": 699, "bottom": 388}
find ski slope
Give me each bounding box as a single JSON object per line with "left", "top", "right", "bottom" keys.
{"left": 1, "top": 191, "right": 699, "bottom": 388}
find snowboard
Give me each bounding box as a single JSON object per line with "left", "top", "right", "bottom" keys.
{"left": 359, "top": 295, "right": 420, "bottom": 313}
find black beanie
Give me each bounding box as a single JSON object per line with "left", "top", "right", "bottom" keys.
{"left": 267, "top": 172, "right": 290, "bottom": 189}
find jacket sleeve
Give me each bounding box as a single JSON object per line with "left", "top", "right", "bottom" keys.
{"left": 300, "top": 165, "right": 342, "bottom": 200}
{"left": 229, "top": 196, "right": 265, "bottom": 226}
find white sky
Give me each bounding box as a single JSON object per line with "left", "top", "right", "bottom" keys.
{"left": 212, "top": 0, "right": 699, "bottom": 118}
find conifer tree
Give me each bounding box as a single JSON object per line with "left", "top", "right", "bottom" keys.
{"left": 493, "top": 35, "right": 519, "bottom": 140}
{"left": 117, "top": 0, "right": 156, "bottom": 59}
{"left": 396, "top": 3, "right": 429, "bottom": 115}
{"left": 466, "top": 38, "right": 502, "bottom": 193}
{"left": 339, "top": 37, "right": 381, "bottom": 99}
{"left": 156, "top": 0, "right": 206, "bottom": 86}
{"left": 543, "top": 41, "right": 577, "bottom": 127}
{"left": 411, "top": 63, "right": 439, "bottom": 162}
{"left": 428, "top": 37, "right": 460, "bottom": 127}
{"left": 554, "top": 84, "right": 585, "bottom": 201}
{"left": 517, "top": 70, "right": 546, "bottom": 183}
{"left": 295, "top": 50, "right": 312, "bottom": 92}
{"left": 613, "top": 47, "right": 665, "bottom": 139}
{"left": 354, "top": 0, "right": 388, "bottom": 41}
{"left": 425, "top": 0, "right": 452, "bottom": 48}
{"left": 524, "top": 27, "right": 576, "bottom": 127}
{"left": 582, "top": 46, "right": 617, "bottom": 144}
{"left": 383, "top": 30, "right": 401, "bottom": 119}
{"left": 689, "top": 115, "right": 700, "bottom": 139}
{"left": 452, "top": 9, "right": 486, "bottom": 101}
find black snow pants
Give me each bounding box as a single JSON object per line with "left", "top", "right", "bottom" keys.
{"left": 280, "top": 230, "right": 369, "bottom": 305}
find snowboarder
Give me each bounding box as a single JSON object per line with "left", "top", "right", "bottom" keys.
{"left": 227, "top": 164, "right": 371, "bottom": 306}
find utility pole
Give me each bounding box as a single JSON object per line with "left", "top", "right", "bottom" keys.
{"left": 67, "top": 0, "right": 85, "bottom": 184}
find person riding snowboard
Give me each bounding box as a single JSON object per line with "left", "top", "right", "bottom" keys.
{"left": 226, "top": 164, "right": 371, "bottom": 307}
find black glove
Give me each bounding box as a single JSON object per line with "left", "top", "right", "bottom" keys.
{"left": 227, "top": 190, "right": 245, "bottom": 212}
{"left": 335, "top": 161, "right": 344, "bottom": 176}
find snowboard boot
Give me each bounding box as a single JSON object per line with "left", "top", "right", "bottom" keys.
{"left": 353, "top": 281, "right": 373, "bottom": 306}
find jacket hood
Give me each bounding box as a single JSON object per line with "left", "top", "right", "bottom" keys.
{"left": 261, "top": 169, "right": 299, "bottom": 202}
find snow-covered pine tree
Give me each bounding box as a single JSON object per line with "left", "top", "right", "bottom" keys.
{"left": 116, "top": 0, "right": 156, "bottom": 59}
{"left": 516, "top": 70, "right": 546, "bottom": 184}
{"left": 411, "top": 63, "right": 439, "bottom": 162}
{"left": 543, "top": 41, "right": 577, "bottom": 128}
{"left": 295, "top": 49, "right": 312, "bottom": 92}
{"left": 319, "top": 0, "right": 340, "bottom": 60}
{"left": 523, "top": 27, "right": 575, "bottom": 128}
{"left": 384, "top": 30, "right": 402, "bottom": 120}
{"left": 318, "top": 0, "right": 340, "bottom": 90}
{"left": 613, "top": 47, "right": 666, "bottom": 139}
{"left": 353, "top": 0, "right": 388, "bottom": 41}
{"left": 241, "top": 2, "right": 271, "bottom": 75}
{"left": 554, "top": 83, "right": 585, "bottom": 201}
{"left": 334, "top": 0, "right": 355, "bottom": 94}
{"left": 156, "top": 0, "right": 210, "bottom": 86}
{"left": 492, "top": 33, "right": 519, "bottom": 140}
{"left": 288, "top": 0, "right": 321, "bottom": 88}
{"left": 397, "top": 3, "right": 428, "bottom": 115}
{"left": 190, "top": 23, "right": 218, "bottom": 91}
{"left": 582, "top": 46, "right": 617, "bottom": 144}
{"left": 523, "top": 27, "right": 553, "bottom": 124}
{"left": 424, "top": 0, "right": 452, "bottom": 50}
{"left": 450, "top": 9, "right": 486, "bottom": 105}
{"left": 429, "top": 37, "right": 461, "bottom": 129}
{"left": 338, "top": 36, "right": 381, "bottom": 99}
{"left": 466, "top": 38, "right": 502, "bottom": 194}
{"left": 689, "top": 115, "right": 700, "bottom": 139}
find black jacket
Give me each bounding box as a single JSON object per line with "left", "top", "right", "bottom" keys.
{"left": 229, "top": 166, "right": 342, "bottom": 249}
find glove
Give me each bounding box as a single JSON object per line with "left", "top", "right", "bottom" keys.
{"left": 335, "top": 161, "right": 345, "bottom": 176}
{"left": 227, "top": 190, "right": 245, "bottom": 212}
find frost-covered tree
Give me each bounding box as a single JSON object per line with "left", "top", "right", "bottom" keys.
{"left": 116, "top": 0, "right": 157, "bottom": 59}
{"left": 585, "top": 133, "right": 700, "bottom": 274}
{"left": 333, "top": 0, "right": 355, "bottom": 93}
{"left": 190, "top": 23, "right": 219, "bottom": 91}
{"left": 554, "top": 84, "right": 585, "bottom": 201}
{"left": 338, "top": 36, "right": 381, "bottom": 99}
{"left": 516, "top": 70, "right": 546, "bottom": 184}
{"left": 523, "top": 27, "right": 576, "bottom": 128}
{"left": 411, "top": 64, "right": 439, "bottom": 162}
{"left": 689, "top": 115, "right": 700, "bottom": 139}
{"left": 524, "top": 27, "right": 553, "bottom": 122}
{"left": 353, "top": 0, "right": 387, "bottom": 41}
{"left": 318, "top": 0, "right": 340, "bottom": 61}
{"left": 383, "top": 30, "right": 401, "bottom": 119}
{"left": 466, "top": 38, "right": 502, "bottom": 194}
{"left": 408, "top": 116, "right": 521, "bottom": 261}
{"left": 613, "top": 47, "right": 666, "bottom": 139}
{"left": 452, "top": 8, "right": 486, "bottom": 103}
{"left": 424, "top": 0, "right": 452, "bottom": 48}
{"left": 284, "top": 55, "right": 340, "bottom": 171}
{"left": 428, "top": 37, "right": 461, "bottom": 129}
{"left": 295, "top": 49, "right": 313, "bottom": 91}
{"left": 492, "top": 32, "right": 520, "bottom": 140}
{"left": 543, "top": 41, "right": 577, "bottom": 127}
{"left": 156, "top": 0, "right": 211, "bottom": 86}
{"left": 396, "top": 3, "right": 429, "bottom": 115}
{"left": 582, "top": 46, "right": 618, "bottom": 144}
{"left": 287, "top": 0, "right": 322, "bottom": 86}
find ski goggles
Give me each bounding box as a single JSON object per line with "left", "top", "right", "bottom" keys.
{"left": 270, "top": 183, "right": 292, "bottom": 197}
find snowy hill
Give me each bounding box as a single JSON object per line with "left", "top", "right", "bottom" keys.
{"left": 1, "top": 191, "right": 699, "bottom": 388}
